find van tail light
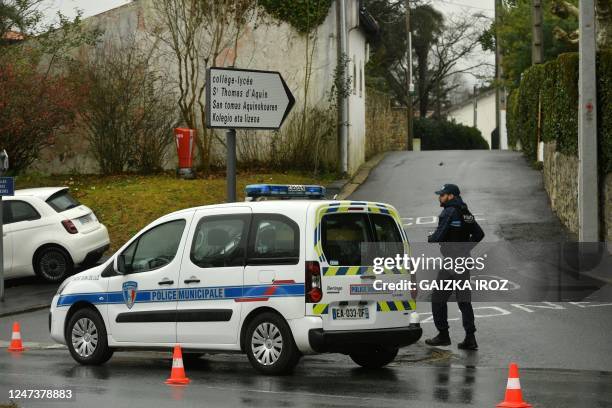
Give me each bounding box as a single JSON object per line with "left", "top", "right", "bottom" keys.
{"left": 305, "top": 261, "right": 323, "bottom": 303}
{"left": 61, "top": 219, "right": 78, "bottom": 234}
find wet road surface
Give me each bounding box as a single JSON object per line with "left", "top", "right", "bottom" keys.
{"left": 1, "top": 150, "right": 611, "bottom": 407}
{"left": 1, "top": 348, "right": 611, "bottom": 408}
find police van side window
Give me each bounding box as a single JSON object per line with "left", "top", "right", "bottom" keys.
{"left": 120, "top": 220, "right": 186, "bottom": 274}
{"left": 247, "top": 214, "right": 299, "bottom": 265}
{"left": 190, "top": 215, "right": 249, "bottom": 268}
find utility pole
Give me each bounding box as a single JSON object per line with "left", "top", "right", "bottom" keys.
{"left": 578, "top": 0, "right": 599, "bottom": 242}
{"left": 532, "top": 0, "right": 544, "bottom": 64}
{"left": 473, "top": 85, "right": 478, "bottom": 128}
{"left": 494, "top": 0, "right": 502, "bottom": 150}
{"left": 405, "top": 0, "right": 413, "bottom": 151}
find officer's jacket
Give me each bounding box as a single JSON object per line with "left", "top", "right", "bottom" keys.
{"left": 428, "top": 197, "right": 484, "bottom": 244}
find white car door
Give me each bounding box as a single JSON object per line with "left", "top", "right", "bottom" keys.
{"left": 3, "top": 200, "right": 44, "bottom": 277}
{"left": 1, "top": 201, "right": 13, "bottom": 277}
{"left": 176, "top": 206, "right": 251, "bottom": 347}
{"left": 106, "top": 215, "right": 192, "bottom": 344}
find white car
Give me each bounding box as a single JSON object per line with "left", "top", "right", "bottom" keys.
{"left": 3, "top": 187, "right": 110, "bottom": 282}
{"left": 50, "top": 184, "right": 421, "bottom": 375}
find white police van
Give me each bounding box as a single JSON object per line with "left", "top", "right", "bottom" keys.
{"left": 50, "top": 185, "right": 421, "bottom": 375}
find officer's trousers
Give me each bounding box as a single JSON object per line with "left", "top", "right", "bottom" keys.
{"left": 431, "top": 272, "right": 476, "bottom": 335}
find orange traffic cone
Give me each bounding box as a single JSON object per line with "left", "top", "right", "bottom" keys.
{"left": 165, "top": 345, "right": 190, "bottom": 385}
{"left": 497, "top": 363, "right": 532, "bottom": 408}
{"left": 7, "top": 322, "right": 25, "bottom": 352}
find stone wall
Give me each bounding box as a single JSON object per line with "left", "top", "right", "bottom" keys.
{"left": 543, "top": 141, "right": 579, "bottom": 235}
{"left": 604, "top": 173, "right": 612, "bottom": 243}
{"left": 543, "top": 141, "right": 612, "bottom": 242}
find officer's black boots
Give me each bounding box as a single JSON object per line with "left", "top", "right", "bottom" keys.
{"left": 425, "top": 330, "right": 451, "bottom": 347}
{"left": 458, "top": 333, "right": 478, "bottom": 350}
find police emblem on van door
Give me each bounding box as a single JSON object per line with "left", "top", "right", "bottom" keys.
{"left": 122, "top": 281, "right": 138, "bottom": 309}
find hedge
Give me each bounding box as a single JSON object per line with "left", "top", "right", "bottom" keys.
{"left": 414, "top": 118, "right": 490, "bottom": 150}
{"left": 507, "top": 51, "right": 612, "bottom": 174}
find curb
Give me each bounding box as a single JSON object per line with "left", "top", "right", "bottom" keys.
{"left": 0, "top": 304, "right": 51, "bottom": 319}
{"left": 327, "top": 152, "right": 386, "bottom": 200}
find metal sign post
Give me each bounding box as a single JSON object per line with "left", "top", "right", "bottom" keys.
{"left": 226, "top": 129, "right": 237, "bottom": 202}
{"left": 206, "top": 67, "right": 295, "bottom": 202}
{"left": 0, "top": 150, "right": 11, "bottom": 302}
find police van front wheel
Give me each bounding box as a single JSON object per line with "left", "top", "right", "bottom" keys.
{"left": 349, "top": 347, "right": 398, "bottom": 369}
{"left": 245, "top": 313, "right": 301, "bottom": 375}
{"left": 66, "top": 308, "right": 113, "bottom": 365}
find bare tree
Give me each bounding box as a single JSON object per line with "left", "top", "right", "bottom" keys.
{"left": 425, "top": 13, "right": 493, "bottom": 116}
{"left": 73, "top": 37, "right": 178, "bottom": 174}
{"left": 151, "top": 0, "right": 256, "bottom": 172}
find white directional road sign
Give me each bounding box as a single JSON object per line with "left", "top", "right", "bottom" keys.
{"left": 206, "top": 67, "right": 295, "bottom": 130}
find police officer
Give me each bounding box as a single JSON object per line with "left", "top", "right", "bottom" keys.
{"left": 424, "top": 183, "right": 484, "bottom": 350}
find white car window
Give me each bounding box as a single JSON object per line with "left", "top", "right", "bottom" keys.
{"left": 3, "top": 201, "right": 41, "bottom": 224}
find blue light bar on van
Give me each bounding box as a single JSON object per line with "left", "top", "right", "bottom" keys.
{"left": 245, "top": 184, "right": 326, "bottom": 199}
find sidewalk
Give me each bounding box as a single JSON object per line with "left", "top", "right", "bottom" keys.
{"left": 0, "top": 280, "right": 57, "bottom": 318}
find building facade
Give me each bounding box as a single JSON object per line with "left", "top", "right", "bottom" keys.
{"left": 30, "top": 0, "right": 376, "bottom": 175}
{"left": 445, "top": 89, "right": 508, "bottom": 150}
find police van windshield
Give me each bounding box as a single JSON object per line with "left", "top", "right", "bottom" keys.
{"left": 321, "top": 213, "right": 403, "bottom": 266}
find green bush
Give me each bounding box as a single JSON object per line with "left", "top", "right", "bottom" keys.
{"left": 259, "top": 0, "right": 332, "bottom": 34}
{"left": 414, "top": 118, "right": 489, "bottom": 150}
{"left": 507, "top": 51, "right": 612, "bottom": 174}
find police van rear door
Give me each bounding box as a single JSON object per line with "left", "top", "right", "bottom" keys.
{"left": 308, "top": 203, "right": 414, "bottom": 331}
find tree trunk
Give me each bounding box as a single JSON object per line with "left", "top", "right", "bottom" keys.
{"left": 597, "top": 0, "right": 612, "bottom": 49}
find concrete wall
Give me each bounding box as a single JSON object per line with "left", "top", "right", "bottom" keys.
{"left": 543, "top": 141, "right": 611, "bottom": 242}
{"left": 29, "top": 0, "right": 371, "bottom": 176}
{"left": 346, "top": 2, "right": 367, "bottom": 174}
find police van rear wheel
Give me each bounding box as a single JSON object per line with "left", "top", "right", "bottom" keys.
{"left": 349, "top": 347, "right": 398, "bottom": 369}
{"left": 66, "top": 308, "right": 113, "bottom": 365}
{"left": 245, "top": 313, "right": 300, "bottom": 375}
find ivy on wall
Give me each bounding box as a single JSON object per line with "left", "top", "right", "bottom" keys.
{"left": 259, "top": 0, "right": 332, "bottom": 34}
{"left": 507, "top": 51, "right": 612, "bottom": 174}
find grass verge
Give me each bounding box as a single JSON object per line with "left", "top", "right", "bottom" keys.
{"left": 16, "top": 171, "right": 334, "bottom": 252}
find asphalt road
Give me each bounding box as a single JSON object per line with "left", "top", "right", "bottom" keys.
{"left": 0, "top": 348, "right": 611, "bottom": 408}
{"left": 1, "top": 150, "right": 611, "bottom": 408}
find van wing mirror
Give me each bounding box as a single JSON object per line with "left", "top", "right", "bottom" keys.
{"left": 116, "top": 254, "right": 128, "bottom": 274}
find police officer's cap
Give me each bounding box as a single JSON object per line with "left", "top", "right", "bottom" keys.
{"left": 435, "top": 183, "right": 460, "bottom": 196}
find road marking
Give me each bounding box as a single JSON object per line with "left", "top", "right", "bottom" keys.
{"left": 417, "top": 301, "right": 612, "bottom": 323}
{"left": 402, "top": 214, "right": 486, "bottom": 227}
{"left": 471, "top": 274, "right": 521, "bottom": 290}
{"left": 419, "top": 305, "right": 512, "bottom": 323}
{"left": 510, "top": 302, "right": 566, "bottom": 313}
{"left": 473, "top": 306, "right": 512, "bottom": 318}
{"left": 569, "top": 301, "right": 612, "bottom": 308}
